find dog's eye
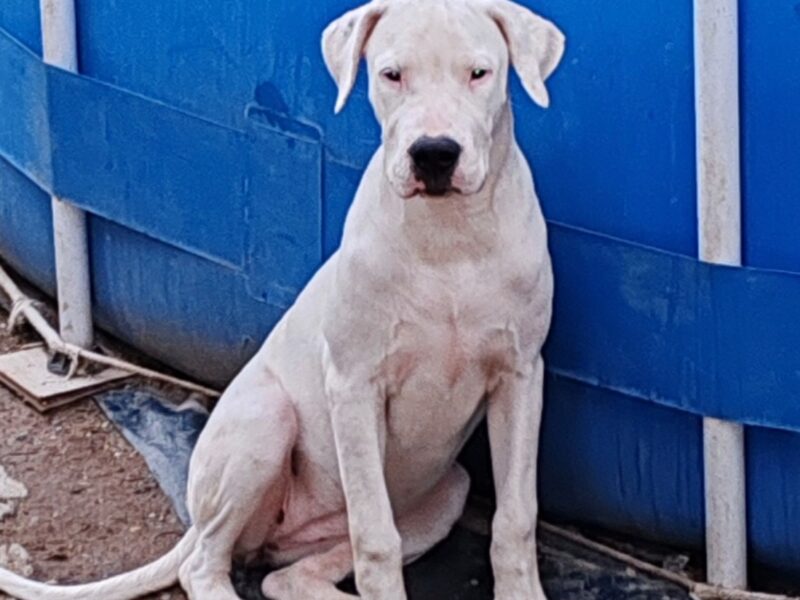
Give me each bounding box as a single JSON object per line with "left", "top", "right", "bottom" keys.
{"left": 382, "top": 69, "right": 402, "bottom": 83}
{"left": 470, "top": 68, "right": 489, "bottom": 81}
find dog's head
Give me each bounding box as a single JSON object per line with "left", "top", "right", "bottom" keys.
{"left": 322, "top": 0, "right": 565, "bottom": 199}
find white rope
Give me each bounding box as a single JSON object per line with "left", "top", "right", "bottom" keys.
{"left": 8, "top": 297, "right": 34, "bottom": 332}
{"left": 0, "top": 263, "right": 221, "bottom": 398}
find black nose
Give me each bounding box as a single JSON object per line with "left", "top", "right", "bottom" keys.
{"left": 408, "top": 136, "right": 462, "bottom": 194}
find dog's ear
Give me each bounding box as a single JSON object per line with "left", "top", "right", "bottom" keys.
{"left": 487, "top": 1, "right": 565, "bottom": 108}
{"left": 322, "top": 2, "right": 386, "bottom": 114}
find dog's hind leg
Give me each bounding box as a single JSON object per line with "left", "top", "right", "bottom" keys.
{"left": 261, "top": 542, "right": 356, "bottom": 600}
{"left": 397, "top": 462, "right": 471, "bottom": 565}
{"left": 261, "top": 463, "right": 470, "bottom": 600}
{"left": 179, "top": 364, "right": 298, "bottom": 600}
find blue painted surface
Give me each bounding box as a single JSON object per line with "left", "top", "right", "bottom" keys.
{"left": 747, "top": 427, "right": 800, "bottom": 575}
{"left": 540, "top": 375, "right": 705, "bottom": 548}
{"left": 740, "top": 0, "right": 800, "bottom": 272}
{"left": 0, "top": 157, "right": 55, "bottom": 294}
{"left": 0, "top": 2, "right": 40, "bottom": 56}
{"left": 517, "top": 0, "right": 697, "bottom": 256}
{"left": 547, "top": 224, "right": 800, "bottom": 431}
{"left": 1, "top": 0, "right": 800, "bottom": 582}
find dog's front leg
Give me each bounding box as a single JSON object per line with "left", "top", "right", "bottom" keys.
{"left": 328, "top": 372, "right": 407, "bottom": 600}
{"left": 487, "top": 355, "right": 547, "bottom": 600}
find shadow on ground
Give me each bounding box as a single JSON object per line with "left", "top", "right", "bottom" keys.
{"left": 232, "top": 525, "right": 690, "bottom": 600}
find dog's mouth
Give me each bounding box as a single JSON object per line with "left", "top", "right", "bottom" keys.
{"left": 414, "top": 185, "right": 462, "bottom": 198}
{"left": 394, "top": 172, "right": 469, "bottom": 199}
{"left": 404, "top": 179, "right": 463, "bottom": 198}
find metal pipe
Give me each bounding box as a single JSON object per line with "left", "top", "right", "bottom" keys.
{"left": 1, "top": 263, "right": 221, "bottom": 398}
{"left": 51, "top": 200, "right": 93, "bottom": 348}
{"left": 39, "top": 0, "right": 94, "bottom": 349}
{"left": 703, "top": 418, "right": 747, "bottom": 587}
{"left": 694, "top": 0, "right": 747, "bottom": 588}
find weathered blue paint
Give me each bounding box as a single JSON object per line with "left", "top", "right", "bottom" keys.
{"left": 547, "top": 223, "right": 800, "bottom": 432}
{"left": 1, "top": 0, "right": 800, "bottom": 582}
{"left": 0, "top": 158, "right": 55, "bottom": 294}
{"left": 540, "top": 375, "right": 706, "bottom": 548}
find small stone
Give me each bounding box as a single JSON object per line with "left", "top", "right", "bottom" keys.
{"left": 0, "top": 543, "right": 34, "bottom": 577}
{"left": 0, "top": 466, "right": 28, "bottom": 500}
{"left": 663, "top": 553, "right": 691, "bottom": 575}
{"left": 0, "top": 501, "right": 16, "bottom": 522}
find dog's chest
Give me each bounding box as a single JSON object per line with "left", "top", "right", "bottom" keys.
{"left": 377, "top": 264, "right": 533, "bottom": 426}
{"left": 381, "top": 315, "right": 515, "bottom": 399}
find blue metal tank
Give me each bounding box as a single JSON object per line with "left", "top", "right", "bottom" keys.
{"left": 1, "top": 0, "right": 799, "bottom": 582}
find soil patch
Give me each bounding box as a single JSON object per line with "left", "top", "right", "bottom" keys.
{"left": 0, "top": 320, "right": 187, "bottom": 599}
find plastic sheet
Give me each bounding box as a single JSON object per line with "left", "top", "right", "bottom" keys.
{"left": 96, "top": 387, "right": 208, "bottom": 525}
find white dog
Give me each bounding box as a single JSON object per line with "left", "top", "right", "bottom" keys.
{"left": 0, "top": 0, "right": 564, "bottom": 598}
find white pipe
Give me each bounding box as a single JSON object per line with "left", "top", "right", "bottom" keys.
{"left": 51, "top": 199, "right": 93, "bottom": 347}
{"left": 39, "top": 0, "right": 78, "bottom": 72}
{"left": 39, "top": 0, "right": 94, "bottom": 349}
{"left": 703, "top": 418, "right": 747, "bottom": 587}
{"left": 0, "top": 263, "right": 221, "bottom": 398}
{"left": 694, "top": 0, "right": 747, "bottom": 589}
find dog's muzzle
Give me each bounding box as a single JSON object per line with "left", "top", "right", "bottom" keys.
{"left": 408, "top": 136, "right": 462, "bottom": 196}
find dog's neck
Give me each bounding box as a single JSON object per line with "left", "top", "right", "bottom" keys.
{"left": 380, "top": 104, "right": 519, "bottom": 264}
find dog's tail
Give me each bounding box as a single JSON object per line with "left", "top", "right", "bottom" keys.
{"left": 0, "top": 526, "right": 196, "bottom": 600}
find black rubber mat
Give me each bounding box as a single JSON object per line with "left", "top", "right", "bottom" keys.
{"left": 232, "top": 525, "right": 690, "bottom": 600}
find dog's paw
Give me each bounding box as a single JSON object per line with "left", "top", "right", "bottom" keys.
{"left": 262, "top": 567, "right": 359, "bottom": 600}
{"left": 493, "top": 577, "right": 548, "bottom": 600}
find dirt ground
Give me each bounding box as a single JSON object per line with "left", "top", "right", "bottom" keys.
{"left": 0, "top": 319, "right": 188, "bottom": 599}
